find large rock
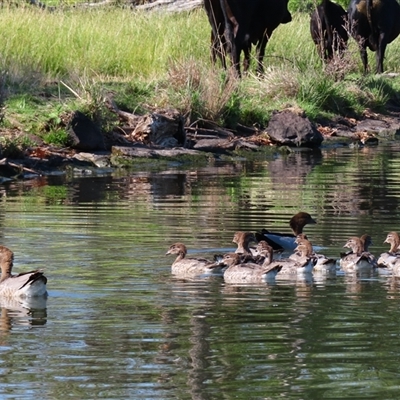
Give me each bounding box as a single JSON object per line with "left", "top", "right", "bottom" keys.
{"left": 266, "top": 110, "right": 323, "bottom": 147}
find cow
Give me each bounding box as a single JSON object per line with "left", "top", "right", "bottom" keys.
{"left": 348, "top": 0, "right": 400, "bottom": 73}
{"left": 310, "top": 0, "right": 348, "bottom": 61}
{"left": 204, "top": 0, "right": 228, "bottom": 68}
{"left": 204, "top": 0, "right": 292, "bottom": 76}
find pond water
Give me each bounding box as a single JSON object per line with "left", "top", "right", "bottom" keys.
{"left": 2, "top": 140, "right": 400, "bottom": 399}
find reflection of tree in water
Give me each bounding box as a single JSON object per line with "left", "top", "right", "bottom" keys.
{"left": 157, "top": 279, "right": 222, "bottom": 400}
{"left": 157, "top": 279, "right": 320, "bottom": 398}
{"left": 268, "top": 148, "right": 323, "bottom": 187}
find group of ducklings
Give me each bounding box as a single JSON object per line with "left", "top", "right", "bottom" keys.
{"left": 166, "top": 231, "right": 328, "bottom": 283}
{"left": 166, "top": 212, "right": 400, "bottom": 283}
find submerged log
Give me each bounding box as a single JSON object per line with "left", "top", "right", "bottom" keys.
{"left": 112, "top": 145, "right": 209, "bottom": 158}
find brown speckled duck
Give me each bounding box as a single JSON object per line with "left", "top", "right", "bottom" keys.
{"left": 339, "top": 237, "right": 377, "bottom": 273}
{"left": 255, "top": 239, "right": 315, "bottom": 278}
{"left": 255, "top": 212, "right": 317, "bottom": 251}
{"left": 222, "top": 244, "right": 282, "bottom": 284}
{"left": 292, "top": 236, "right": 337, "bottom": 274}
{"left": 166, "top": 242, "right": 225, "bottom": 278}
{"left": 377, "top": 232, "right": 400, "bottom": 273}
{"left": 0, "top": 246, "right": 47, "bottom": 298}
{"left": 232, "top": 231, "right": 257, "bottom": 256}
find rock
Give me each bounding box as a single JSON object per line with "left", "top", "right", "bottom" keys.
{"left": 266, "top": 111, "right": 324, "bottom": 147}
{"left": 73, "top": 152, "right": 111, "bottom": 168}
{"left": 356, "top": 118, "right": 400, "bottom": 137}
{"left": 67, "top": 111, "right": 105, "bottom": 151}
{"left": 131, "top": 111, "right": 186, "bottom": 147}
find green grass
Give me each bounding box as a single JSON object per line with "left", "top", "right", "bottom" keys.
{"left": 1, "top": 5, "right": 400, "bottom": 149}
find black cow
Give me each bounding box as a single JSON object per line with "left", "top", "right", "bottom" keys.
{"left": 310, "top": 0, "right": 348, "bottom": 61}
{"left": 204, "top": 0, "right": 228, "bottom": 68}
{"left": 204, "top": 0, "right": 292, "bottom": 76}
{"left": 348, "top": 0, "right": 400, "bottom": 73}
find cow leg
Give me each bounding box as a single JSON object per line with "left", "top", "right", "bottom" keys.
{"left": 242, "top": 42, "right": 251, "bottom": 73}
{"left": 210, "top": 31, "right": 218, "bottom": 64}
{"left": 218, "top": 0, "right": 241, "bottom": 76}
{"left": 376, "top": 33, "right": 387, "bottom": 74}
{"left": 359, "top": 41, "right": 368, "bottom": 73}
{"left": 211, "top": 28, "right": 227, "bottom": 69}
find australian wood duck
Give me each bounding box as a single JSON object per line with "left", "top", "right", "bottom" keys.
{"left": 0, "top": 246, "right": 47, "bottom": 297}
{"left": 255, "top": 212, "right": 317, "bottom": 251}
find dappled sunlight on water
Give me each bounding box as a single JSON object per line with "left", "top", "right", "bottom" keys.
{"left": 1, "top": 142, "right": 400, "bottom": 397}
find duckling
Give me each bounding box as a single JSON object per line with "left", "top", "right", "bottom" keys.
{"left": 255, "top": 212, "right": 317, "bottom": 251}
{"left": 339, "top": 237, "right": 377, "bottom": 273}
{"left": 377, "top": 232, "right": 400, "bottom": 273}
{"left": 0, "top": 246, "right": 47, "bottom": 298}
{"left": 222, "top": 248, "right": 282, "bottom": 284}
{"left": 232, "top": 231, "right": 257, "bottom": 256}
{"left": 292, "top": 236, "right": 336, "bottom": 274}
{"left": 255, "top": 239, "right": 316, "bottom": 278}
{"left": 166, "top": 243, "right": 225, "bottom": 278}
{"left": 360, "top": 234, "right": 373, "bottom": 251}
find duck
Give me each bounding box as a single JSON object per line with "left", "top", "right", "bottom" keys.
{"left": 255, "top": 239, "right": 316, "bottom": 278}
{"left": 222, "top": 247, "right": 282, "bottom": 284}
{"left": 341, "top": 233, "right": 373, "bottom": 257}
{"left": 377, "top": 232, "right": 400, "bottom": 273}
{"left": 232, "top": 231, "right": 257, "bottom": 256}
{"left": 339, "top": 237, "right": 377, "bottom": 273}
{"left": 291, "top": 236, "right": 337, "bottom": 274}
{"left": 0, "top": 245, "right": 47, "bottom": 297}
{"left": 166, "top": 242, "right": 225, "bottom": 278}
{"left": 360, "top": 234, "right": 373, "bottom": 251}
{"left": 255, "top": 212, "right": 317, "bottom": 252}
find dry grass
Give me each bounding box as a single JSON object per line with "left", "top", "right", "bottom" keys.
{"left": 166, "top": 58, "right": 240, "bottom": 123}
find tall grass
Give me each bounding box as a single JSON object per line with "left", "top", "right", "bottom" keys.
{"left": 0, "top": 7, "right": 210, "bottom": 79}
{"left": 1, "top": 5, "right": 400, "bottom": 138}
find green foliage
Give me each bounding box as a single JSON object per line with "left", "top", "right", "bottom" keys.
{"left": 0, "top": 6, "right": 399, "bottom": 144}
{"left": 288, "top": 0, "right": 349, "bottom": 13}
{"left": 43, "top": 130, "right": 71, "bottom": 146}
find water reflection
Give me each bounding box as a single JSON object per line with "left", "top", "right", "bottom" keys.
{"left": 0, "top": 296, "right": 47, "bottom": 335}
{"left": 2, "top": 143, "right": 400, "bottom": 397}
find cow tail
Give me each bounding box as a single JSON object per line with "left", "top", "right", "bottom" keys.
{"left": 366, "top": 0, "right": 377, "bottom": 49}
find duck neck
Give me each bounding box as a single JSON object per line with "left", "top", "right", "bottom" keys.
{"left": 298, "top": 241, "right": 313, "bottom": 257}
{"left": 352, "top": 241, "right": 364, "bottom": 255}
{"left": 0, "top": 262, "right": 12, "bottom": 282}
{"left": 290, "top": 221, "right": 304, "bottom": 236}
{"left": 173, "top": 250, "right": 186, "bottom": 265}
{"left": 236, "top": 242, "right": 252, "bottom": 255}
{"left": 261, "top": 249, "right": 273, "bottom": 266}
{"left": 389, "top": 236, "right": 400, "bottom": 253}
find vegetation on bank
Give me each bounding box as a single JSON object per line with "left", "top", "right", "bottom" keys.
{"left": 1, "top": 4, "right": 400, "bottom": 156}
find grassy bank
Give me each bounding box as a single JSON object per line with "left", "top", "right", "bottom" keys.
{"left": 1, "top": 5, "right": 400, "bottom": 152}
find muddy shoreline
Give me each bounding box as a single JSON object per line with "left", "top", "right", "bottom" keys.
{"left": 1, "top": 105, "right": 400, "bottom": 182}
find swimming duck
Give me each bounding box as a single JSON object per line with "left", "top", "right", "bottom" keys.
{"left": 166, "top": 242, "right": 225, "bottom": 278}
{"left": 339, "top": 237, "right": 377, "bottom": 273}
{"left": 0, "top": 246, "right": 47, "bottom": 297}
{"left": 341, "top": 233, "right": 373, "bottom": 256}
{"left": 360, "top": 234, "right": 373, "bottom": 251}
{"left": 377, "top": 232, "right": 400, "bottom": 273}
{"left": 255, "top": 212, "right": 317, "bottom": 251}
{"left": 222, "top": 248, "right": 282, "bottom": 284}
{"left": 255, "top": 239, "right": 315, "bottom": 277}
{"left": 232, "top": 231, "right": 257, "bottom": 256}
{"left": 292, "top": 236, "right": 337, "bottom": 274}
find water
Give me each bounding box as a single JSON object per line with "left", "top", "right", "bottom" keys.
{"left": 1, "top": 141, "right": 400, "bottom": 399}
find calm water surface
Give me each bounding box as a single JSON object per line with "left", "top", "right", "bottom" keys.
{"left": 2, "top": 141, "right": 400, "bottom": 399}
